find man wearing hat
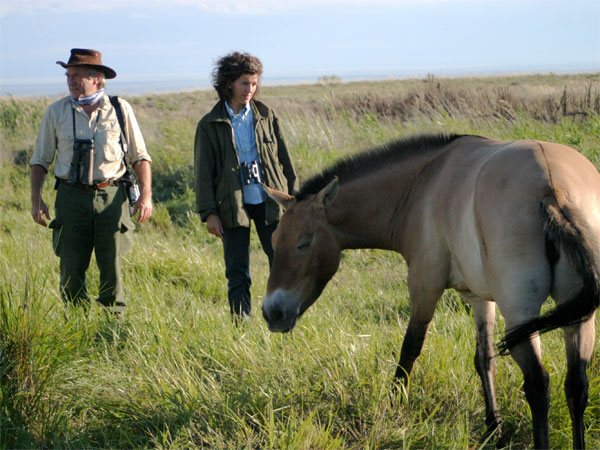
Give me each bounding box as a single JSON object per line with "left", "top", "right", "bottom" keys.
{"left": 30, "top": 48, "right": 153, "bottom": 315}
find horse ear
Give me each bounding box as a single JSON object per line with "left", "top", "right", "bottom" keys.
{"left": 262, "top": 184, "right": 296, "bottom": 210}
{"left": 315, "top": 177, "right": 339, "bottom": 208}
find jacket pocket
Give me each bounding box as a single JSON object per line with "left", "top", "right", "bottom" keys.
{"left": 260, "top": 133, "right": 276, "bottom": 156}
{"left": 215, "top": 190, "right": 234, "bottom": 228}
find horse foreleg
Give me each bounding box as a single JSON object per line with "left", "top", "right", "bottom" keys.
{"left": 563, "top": 312, "right": 595, "bottom": 450}
{"left": 471, "top": 299, "right": 503, "bottom": 440}
{"left": 394, "top": 317, "right": 431, "bottom": 385}
{"left": 394, "top": 285, "right": 440, "bottom": 386}
{"left": 509, "top": 333, "right": 550, "bottom": 450}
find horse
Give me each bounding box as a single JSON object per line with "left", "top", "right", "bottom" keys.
{"left": 261, "top": 134, "right": 600, "bottom": 449}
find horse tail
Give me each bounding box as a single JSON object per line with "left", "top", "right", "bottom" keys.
{"left": 498, "top": 196, "right": 600, "bottom": 354}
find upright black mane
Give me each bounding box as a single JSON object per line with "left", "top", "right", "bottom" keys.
{"left": 295, "top": 133, "right": 465, "bottom": 201}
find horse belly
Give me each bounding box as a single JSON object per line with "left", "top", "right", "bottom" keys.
{"left": 444, "top": 189, "right": 491, "bottom": 298}
{"left": 431, "top": 145, "right": 503, "bottom": 299}
{"left": 446, "top": 207, "right": 492, "bottom": 298}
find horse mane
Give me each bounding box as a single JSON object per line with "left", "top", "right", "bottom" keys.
{"left": 295, "top": 133, "right": 466, "bottom": 201}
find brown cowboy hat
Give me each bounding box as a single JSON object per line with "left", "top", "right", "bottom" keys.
{"left": 56, "top": 48, "right": 117, "bottom": 79}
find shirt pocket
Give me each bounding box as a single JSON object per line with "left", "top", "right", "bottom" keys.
{"left": 57, "top": 120, "right": 74, "bottom": 141}
{"left": 95, "top": 120, "right": 122, "bottom": 162}
{"left": 56, "top": 122, "right": 75, "bottom": 168}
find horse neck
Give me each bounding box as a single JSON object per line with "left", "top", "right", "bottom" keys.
{"left": 326, "top": 154, "right": 434, "bottom": 252}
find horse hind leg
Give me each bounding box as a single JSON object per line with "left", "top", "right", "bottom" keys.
{"left": 470, "top": 298, "right": 503, "bottom": 441}
{"left": 553, "top": 255, "right": 596, "bottom": 449}
{"left": 563, "top": 312, "right": 596, "bottom": 450}
{"left": 507, "top": 330, "right": 550, "bottom": 449}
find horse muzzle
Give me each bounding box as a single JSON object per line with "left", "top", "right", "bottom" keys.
{"left": 261, "top": 289, "right": 301, "bottom": 333}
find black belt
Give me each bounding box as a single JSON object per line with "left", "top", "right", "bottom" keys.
{"left": 57, "top": 178, "right": 119, "bottom": 190}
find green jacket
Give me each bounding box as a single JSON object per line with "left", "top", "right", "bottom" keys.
{"left": 194, "top": 100, "right": 298, "bottom": 229}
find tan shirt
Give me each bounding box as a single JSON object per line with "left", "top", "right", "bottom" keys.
{"left": 30, "top": 94, "right": 151, "bottom": 180}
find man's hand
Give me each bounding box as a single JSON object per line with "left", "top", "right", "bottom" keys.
{"left": 206, "top": 213, "right": 224, "bottom": 238}
{"left": 133, "top": 194, "right": 153, "bottom": 223}
{"left": 31, "top": 198, "right": 51, "bottom": 226}
{"left": 30, "top": 164, "right": 50, "bottom": 226}
{"left": 132, "top": 160, "right": 153, "bottom": 224}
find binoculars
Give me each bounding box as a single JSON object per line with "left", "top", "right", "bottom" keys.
{"left": 241, "top": 160, "right": 262, "bottom": 185}
{"left": 67, "top": 138, "right": 95, "bottom": 185}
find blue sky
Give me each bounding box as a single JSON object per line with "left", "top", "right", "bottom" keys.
{"left": 1, "top": 0, "right": 598, "bottom": 96}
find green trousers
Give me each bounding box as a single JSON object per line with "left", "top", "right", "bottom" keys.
{"left": 49, "top": 182, "right": 135, "bottom": 311}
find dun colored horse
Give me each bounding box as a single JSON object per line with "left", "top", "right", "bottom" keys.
{"left": 262, "top": 134, "right": 599, "bottom": 449}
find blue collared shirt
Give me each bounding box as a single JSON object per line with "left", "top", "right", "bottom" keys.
{"left": 225, "top": 101, "right": 265, "bottom": 205}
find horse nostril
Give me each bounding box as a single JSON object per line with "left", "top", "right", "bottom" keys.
{"left": 263, "top": 304, "right": 284, "bottom": 323}
{"left": 271, "top": 307, "right": 284, "bottom": 323}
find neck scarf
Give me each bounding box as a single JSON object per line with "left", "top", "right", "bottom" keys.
{"left": 71, "top": 89, "right": 105, "bottom": 106}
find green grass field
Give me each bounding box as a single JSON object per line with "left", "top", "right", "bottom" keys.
{"left": 1, "top": 73, "right": 599, "bottom": 449}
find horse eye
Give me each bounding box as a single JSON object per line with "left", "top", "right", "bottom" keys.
{"left": 297, "top": 236, "right": 312, "bottom": 251}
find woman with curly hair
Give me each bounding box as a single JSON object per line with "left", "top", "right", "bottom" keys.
{"left": 194, "top": 51, "right": 298, "bottom": 320}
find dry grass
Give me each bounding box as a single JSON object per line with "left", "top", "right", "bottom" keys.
{"left": 1, "top": 73, "right": 599, "bottom": 449}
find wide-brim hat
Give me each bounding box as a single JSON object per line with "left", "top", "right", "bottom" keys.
{"left": 56, "top": 48, "right": 117, "bottom": 79}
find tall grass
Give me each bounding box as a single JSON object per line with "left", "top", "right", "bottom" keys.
{"left": 1, "top": 73, "right": 599, "bottom": 448}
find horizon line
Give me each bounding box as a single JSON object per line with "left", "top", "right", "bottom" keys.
{"left": 2, "top": 68, "right": 598, "bottom": 99}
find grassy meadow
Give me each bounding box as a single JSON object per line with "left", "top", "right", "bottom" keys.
{"left": 1, "top": 73, "right": 600, "bottom": 449}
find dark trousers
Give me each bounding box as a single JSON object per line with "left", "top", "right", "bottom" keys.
{"left": 50, "top": 182, "right": 133, "bottom": 312}
{"left": 222, "top": 203, "right": 276, "bottom": 316}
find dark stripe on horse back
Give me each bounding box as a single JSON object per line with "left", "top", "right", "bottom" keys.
{"left": 295, "top": 133, "right": 466, "bottom": 201}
